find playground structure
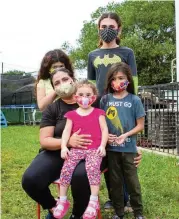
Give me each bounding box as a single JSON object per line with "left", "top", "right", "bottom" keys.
{"left": 171, "top": 58, "right": 177, "bottom": 83}
{"left": 1, "top": 74, "right": 41, "bottom": 126}
{"left": 1, "top": 104, "right": 41, "bottom": 126}
{"left": 1, "top": 111, "right": 7, "bottom": 127}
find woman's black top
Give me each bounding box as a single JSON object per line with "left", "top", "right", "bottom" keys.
{"left": 40, "top": 99, "right": 78, "bottom": 138}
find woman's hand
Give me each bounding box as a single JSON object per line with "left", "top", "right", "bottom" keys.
{"left": 61, "top": 147, "right": 70, "bottom": 159}
{"left": 68, "top": 129, "right": 92, "bottom": 149}
{"left": 134, "top": 149, "right": 142, "bottom": 167}
{"left": 97, "top": 146, "right": 106, "bottom": 157}
{"left": 108, "top": 134, "right": 117, "bottom": 144}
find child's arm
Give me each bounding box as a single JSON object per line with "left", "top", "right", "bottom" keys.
{"left": 116, "top": 117, "right": 144, "bottom": 145}
{"left": 61, "top": 119, "right": 73, "bottom": 159}
{"left": 125, "top": 117, "right": 144, "bottom": 137}
{"left": 97, "top": 115, "right": 109, "bottom": 156}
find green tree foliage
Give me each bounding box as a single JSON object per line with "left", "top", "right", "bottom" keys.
{"left": 4, "top": 70, "right": 25, "bottom": 75}
{"left": 62, "top": 0, "right": 175, "bottom": 85}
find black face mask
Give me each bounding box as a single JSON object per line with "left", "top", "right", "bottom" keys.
{"left": 99, "top": 27, "right": 118, "bottom": 43}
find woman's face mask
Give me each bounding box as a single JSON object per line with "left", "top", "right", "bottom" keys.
{"left": 55, "top": 81, "right": 76, "bottom": 98}
{"left": 99, "top": 27, "right": 119, "bottom": 43}
{"left": 74, "top": 95, "right": 96, "bottom": 108}
{"left": 111, "top": 80, "right": 129, "bottom": 92}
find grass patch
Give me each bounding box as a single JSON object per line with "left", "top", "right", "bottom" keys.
{"left": 2, "top": 126, "right": 179, "bottom": 219}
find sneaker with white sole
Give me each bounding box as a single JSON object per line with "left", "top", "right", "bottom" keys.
{"left": 112, "top": 215, "right": 124, "bottom": 219}
{"left": 135, "top": 216, "right": 145, "bottom": 219}
{"left": 104, "top": 200, "right": 113, "bottom": 211}
{"left": 124, "top": 201, "right": 133, "bottom": 213}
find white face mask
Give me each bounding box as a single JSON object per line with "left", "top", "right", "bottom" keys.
{"left": 75, "top": 95, "right": 96, "bottom": 108}
{"left": 55, "top": 81, "right": 76, "bottom": 98}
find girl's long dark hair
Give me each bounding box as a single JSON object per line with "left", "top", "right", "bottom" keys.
{"left": 105, "top": 62, "right": 135, "bottom": 95}
{"left": 35, "top": 49, "right": 74, "bottom": 95}
{"left": 37, "top": 49, "right": 74, "bottom": 81}
{"left": 98, "top": 12, "right": 122, "bottom": 48}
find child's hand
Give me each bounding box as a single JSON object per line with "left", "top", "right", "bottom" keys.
{"left": 97, "top": 146, "right": 106, "bottom": 157}
{"left": 61, "top": 147, "right": 70, "bottom": 159}
{"left": 108, "top": 134, "right": 117, "bottom": 144}
{"left": 115, "top": 134, "right": 128, "bottom": 146}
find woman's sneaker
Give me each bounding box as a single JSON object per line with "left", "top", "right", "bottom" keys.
{"left": 83, "top": 200, "right": 99, "bottom": 219}
{"left": 112, "top": 215, "right": 124, "bottom": 219}
{"left": 53, "top": 200, "right": 70, "bottom": 219}
{"left": 46, "top": 211, "right": 56, "bottom": 219}
{"left": 135, "top": 216, "right": 144, "bottom": 219}
{"left": 104, "top": 200, "right": 113, "bottom": 211}
{"left": 69, "top": 215, "right": 82, "bottom": 219}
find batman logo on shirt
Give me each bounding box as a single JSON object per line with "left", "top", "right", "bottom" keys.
{"left": 94, "top": 54, "right": 122, "bottom": 68}
{"left": 106, "top": 106, "right": 123, "bottom": 134}
{"left": 107, "top": 107, "right": 117, "bottom": 119}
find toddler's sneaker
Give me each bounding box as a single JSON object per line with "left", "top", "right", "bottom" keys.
{"left": 83, "top": 200, "right": 99, "bottom": 219}
{"left": 53, "top": 199, "right": 70, "bottom": 219}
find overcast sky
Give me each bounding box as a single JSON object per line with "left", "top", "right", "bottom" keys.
{"left": 0, "top": 0, "right": 122, "bottom": 73}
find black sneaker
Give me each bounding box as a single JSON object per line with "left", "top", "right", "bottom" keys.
{"left": 135, "top": 216, "right": 144, "bottom": 219}
{"left": 104, "top": 200, "right": 114, "bottom": 211}
{"left": 112, "top": 215, "right": 124, "bottom": 219}
{"left": 69, "top": 214, "right": 82, "bottom": 219}
{"left": 45, "top": 211, "right": 55, "bottom": 219}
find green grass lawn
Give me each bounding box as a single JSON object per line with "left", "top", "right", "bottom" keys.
{"left": 1, "top": 126, "right": 179, "bottom": 219}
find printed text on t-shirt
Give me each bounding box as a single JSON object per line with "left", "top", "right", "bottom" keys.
{"left": 107, "top": 101, "right": 132, "bottom": 108}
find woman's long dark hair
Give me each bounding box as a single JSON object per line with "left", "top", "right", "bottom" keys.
{"left": 98, "top": 12, "right": 122, "bottom": 48}
{"left": 105, "top": 62, "right": 135, "bottom": 95}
